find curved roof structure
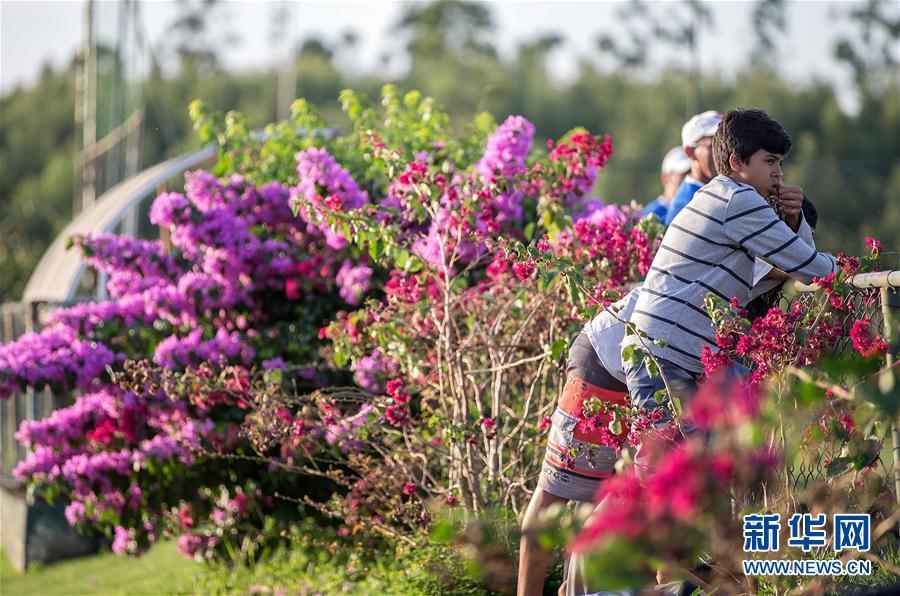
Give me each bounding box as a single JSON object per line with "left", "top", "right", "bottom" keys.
{"left": 22, "top": 145, "right": 216, "bottom": 303}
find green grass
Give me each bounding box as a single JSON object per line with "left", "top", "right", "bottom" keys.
{"left": 0, "top": 530, "right": 496, "bottom": 595}
{"left": 0, "top": 542, "right": 200, "bottom": 595}
{"left": 194, "top": 532, "right": 494, "bottom": 595}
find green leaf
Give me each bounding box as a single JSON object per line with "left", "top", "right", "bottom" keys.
{"left": 391, "top": 247, "right": 409, "bottom": 269}
{"left": 550, "top": 339, "right": 568, "bottom": 361}
{"left": 368, "top": 238, "right": 385, "bottom": 261}
{"left": 826, "top": 457, "right": 853, "bottom": 477}
{"left": 450, "top": 277, "right": 469, "bottom": 293}
{"left": 431, "top": 520, "right": 455, "bottom": 543}
{"left": 566, "top": 275, "right": 579, "bottom": 303}
{"left": 524, "top": 222, "right": 536, "bottom": 241}
{"left": 796, "top": 381, "right": 825, "bottom": 406}
{"left": 819, "top": 354, "right": 882, "bottom": 381}
{"left": 857, "top": 377, "right": 900, "bottom": 418}
{"left": 608, "top": 417, "right": 623, "bottom": 435}
{"left": 653, "top": 388, "right": 668, "bottom": 405}
{"left": 583, "top": 538, "right": 653, "bottom": 590}
{"left": 263, "top": 369, "right": 283, "bottom": 386}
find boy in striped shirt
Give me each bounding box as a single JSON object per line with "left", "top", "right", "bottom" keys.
{"left": 621, "top": 108, "right": 838, "bottom": 435}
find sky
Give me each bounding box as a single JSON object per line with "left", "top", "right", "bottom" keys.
{"left": 0, "top": 0, "right": 881, "bottom": 112}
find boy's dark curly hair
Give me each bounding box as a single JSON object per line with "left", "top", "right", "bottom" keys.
{"left": 713, "top": 108, "right": 792, "bottom": 175}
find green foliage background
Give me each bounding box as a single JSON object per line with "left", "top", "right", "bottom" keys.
{"left": 1, "top": 0, "right": 898, "bottom": 302}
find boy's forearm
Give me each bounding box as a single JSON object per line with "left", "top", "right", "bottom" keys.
{"left": 724, "top": 193, "right": 836, "bottom": 284}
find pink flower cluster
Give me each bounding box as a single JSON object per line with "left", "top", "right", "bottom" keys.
{"left": 353, "top": 349, "right": 399, "bottom": 393}
{"left": 572, "top": 379, "right": 778, "bottom": 558}
{"left": 476, "top": 115, "right": 535, "bottom": 225}
{"left": 13, "top": 387, "right": 209, "bottom": 547}
{"left": 685, "top": 376, "right": 762, "bottom": 430}
{"left": 384, "top": 378, "right": 412, "bottom": 427}
{"left": 706, "top": 299, "right": 844, "bottom": 383}
{"left": 292, "top": 147, "right": 370, "bottom": 249}
{"left": 546, "top": 132, "right": 613, "bottom": 206}
{"left": 72, "top": 234, "right": 180, "bottom": 298}
{"left": 850, "top": 317, "right": 889, "bottom": 358}
{"left": 552, "top": 205, "right": 661, "bottom": 301}
{"left": 0, "top": 324, "right": 117, "bottom": 399}
{"left": 172, "top": 486, "right": 263, "bottom": 561}
{"left": 3, "top": 166, "right": 379, "bottom": 553}
{"left": 336, "top": 259, "right": 374, "bottom": 306}
{"left": 571, "top": 441, "right": 735, "bottom": 552}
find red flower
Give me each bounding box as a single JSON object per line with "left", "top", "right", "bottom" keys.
{"left": 86, "top": 419, "right": 118, "bottom": 445}
{"left": 850, "top": 318, "right": 889, "bottom": 358}
{"left": 513, "top": 260, "right": 536, "bottom": 282}
{"left": 865, "top": 237, "right": 883, "bottom": 256}
{"left": 177, "top": 505, "right": 194, "bottom": 530}
{"left": 385, "top": 404, "right": 410, "bottom": 426}
{"left": 385, "top": 379, "right": 404, "bottom": 396}
{"left": 285, "top": 278, "right": 301, "bottom": 300}
{"left": 701, "top": 345, "right": 733, "bottom": 379}
{"left": 402, "top": 482, "right": 417, "bottom": 496}
{"left": 323, "top": 194, "right": 344, "bottom": 212}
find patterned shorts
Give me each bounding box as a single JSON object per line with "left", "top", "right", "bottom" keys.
{"left": 537, "top": 333, "right": 628, "bottom": 503}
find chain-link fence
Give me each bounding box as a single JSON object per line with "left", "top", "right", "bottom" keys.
{"left": 777, "top": 274, "right": 898, "bottom": 504}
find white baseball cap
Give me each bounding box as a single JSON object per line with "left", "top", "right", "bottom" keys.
{"left": 682, "top": 110, "right": 723, "bottom": 148}
{"left": 660, "top": 146, "right": 692, "bottom": 175}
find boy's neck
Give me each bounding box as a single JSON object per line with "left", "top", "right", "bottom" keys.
{"left": 725, "top": 172, "right": 745, "bottom": 186}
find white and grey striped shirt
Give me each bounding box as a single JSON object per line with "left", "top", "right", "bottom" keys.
{"left": 622, "top": 174, "right": 838, "bottom": 373}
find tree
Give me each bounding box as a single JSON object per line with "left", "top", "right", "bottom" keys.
{"left": 750, "top": 0, "right": 787, "bottom": 67}
{"left": 396, "top": 0, "right": 501, "bottom": 118}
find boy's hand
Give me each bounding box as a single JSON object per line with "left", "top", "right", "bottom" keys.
{"left": 775, "top": 183, "right": 804, "bottom": 231}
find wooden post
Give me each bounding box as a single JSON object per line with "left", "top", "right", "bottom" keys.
{"left": 157, "top": 182, "right": 171, "bottom": 254}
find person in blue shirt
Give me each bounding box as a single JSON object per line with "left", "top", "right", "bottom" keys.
{"left": 641, "top": 146, "right": 691, "bottom": 220}
{"left": 663, "top": 110, "right": 723, "bottom": 225}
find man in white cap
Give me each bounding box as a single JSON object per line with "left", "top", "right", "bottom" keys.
{"left": 662, "top": 110, "right": 723, "bottom": 225}
{"left": 641, "top": 146, "right": 692, "bottom": 219}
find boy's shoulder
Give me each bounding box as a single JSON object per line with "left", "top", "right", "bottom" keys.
{"left": 698, "top": 175, "right": 768, "bottom": 210}
{"left": 702, "top": 175, "right": 758, "bottom": 198}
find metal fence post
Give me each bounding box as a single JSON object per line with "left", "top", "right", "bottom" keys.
{"left": 880, "top": 286, "right": 899, "bottom": 537}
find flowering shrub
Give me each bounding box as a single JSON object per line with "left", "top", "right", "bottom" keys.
{"left": 2, "top": 163, "right": 360, "bottom": 556}
{"left": 563, "top": 371, "right": 896, "bottom": 593}
{"left": 507, "top": 241, "right": 897, "bottom": 593}
{"left": 3, "top": 84, "right": 895, "bottom": 591}
{"left": 235, "top": 91, "right": 659, "bottom": 532}
{"left": 1, "top": 86, "right": 645, "bottom": 556}
{"left": 701, "top": 244, "right": 887, "bottom": 384}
